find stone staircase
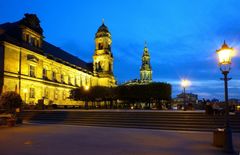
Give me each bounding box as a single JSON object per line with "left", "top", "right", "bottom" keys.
{"left": 18, "top": 110, "right": 240, "bottom": 132}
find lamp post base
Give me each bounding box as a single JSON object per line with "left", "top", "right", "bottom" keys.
{"left": 223, "top": 126, "right": 234, "bottom": 153}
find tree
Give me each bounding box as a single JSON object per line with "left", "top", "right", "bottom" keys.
{"left": 0, "top": 91, "right": 23, "bottom": 114}
{"left": 70, "top": 86, "right": 116, "bottom": 109}
{"left": 70, "top": 82, "right": 172, "bottom": 109}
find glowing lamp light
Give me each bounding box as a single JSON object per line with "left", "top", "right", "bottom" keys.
{"left": 23, "top": 88, "right": 28, "bottom": 93}
{"left": 216, "top": 41, "right": 234, "bottom": 66}
{"left": 181, "top": 79, "right": 190, "bottom": 88}
{"left": 84, "top": 85, "right": 90, "bottom": 91}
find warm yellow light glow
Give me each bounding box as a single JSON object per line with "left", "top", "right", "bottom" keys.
{"left": 216, "top": 41, "right": 235, "bottom": 65}
{"left": 217, "top": 49, "right": 233, "bottom": 65}
{"left": 181, "top": 79, "right": 190, "bottom": 88}
{"left": 237, "top": 105, "right": 240, "bottom": 111}
{"left": 84, "top": 85, "right": 90, "bottom": 91}
{"left": 23, "top": 88, "right": 28, "bottom": 93}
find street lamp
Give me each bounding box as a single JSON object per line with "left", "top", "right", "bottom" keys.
{"left": 23, "top": 88, "right": 28, "bottom": 104}
{"left": 181, "top": 79, "right": 190, "bottom": 111}
{"left": 84, "top": 85, "right": 90, "bottom": 91}
{"left": 216, "top": 41, "right": 234, "bottom": 153}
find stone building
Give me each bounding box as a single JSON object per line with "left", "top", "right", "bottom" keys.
{"left": 140, "top": 42, "right": 152, "bottom": 83}
{"left": 0, "top": 13, "right": 115, "bottom": 105}
{"left": 123, "top": 42, "right": 152, "bottom": 85}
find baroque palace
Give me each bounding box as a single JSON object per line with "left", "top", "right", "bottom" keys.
{"left": 0, "top": 14, "right": 115, "bottom": 105}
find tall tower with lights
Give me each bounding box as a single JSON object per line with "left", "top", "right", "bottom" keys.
{"left": 140, "top": 42, "right": 152, "bottom": 83}
{"left": 93, "top": 20, "right": 115, "bottom": 86}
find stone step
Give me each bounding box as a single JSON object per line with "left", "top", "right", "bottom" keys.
{"left": 19, "top": 111, "right": 240, "bottom": 132}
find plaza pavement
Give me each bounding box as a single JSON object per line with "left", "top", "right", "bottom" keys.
{"left": 0, "top": 124, "right": 239, "bottom": 155}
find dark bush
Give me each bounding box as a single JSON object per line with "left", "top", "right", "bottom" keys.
{"left": 0, "top": 91, "right": 23, "bottom": 114}
{"left": 52, "top": 104, "right": 58, "bottom": 109}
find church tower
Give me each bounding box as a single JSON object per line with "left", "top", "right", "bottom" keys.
{"left": 140, "top": 42, "right": 152, "bottom": 83}
{"left": 93, "top": 20, "right": 115, "bottom": 86}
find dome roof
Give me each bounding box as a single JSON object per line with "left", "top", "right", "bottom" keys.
{"left": 97, "top": 23, "right": 109, "bottom": 33}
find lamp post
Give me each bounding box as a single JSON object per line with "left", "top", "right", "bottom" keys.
{"left": 181, "top": 79, "right": 190, "bottom": 111}
{"left": 216, "top": 41, "right": 234, "bottom": 153}
{"left": 23, "top": 88, "right": 28, "bottom": 104}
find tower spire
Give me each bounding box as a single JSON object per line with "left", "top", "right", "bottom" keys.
{"left": 144, "top": 41, "right": 147, "bottom": 48}
{"left": 140, "top": 42, "right": 152, "bottom": 83}
{"left": 102, "top": 18, "right": 104, "bottom": 25}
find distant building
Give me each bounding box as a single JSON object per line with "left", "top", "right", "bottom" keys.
{"left": 140, "top": 42, "right": 152, "bottom": 83}
{"left": 0, "top": 13, "right": 115, "bottom": 105}
{"left": 229, "top": 99, "right": 240, "bottom": 105}
{"left": 123, "top": 42, "right": 152, "bottom": 85}
{"left": 174, "top": 93, "right": 198, "bottom": 105}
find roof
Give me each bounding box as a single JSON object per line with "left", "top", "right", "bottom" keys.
{"left": 42, "top": 41, "right": 93, "bottom": 72}
{"left": 0, "top": 15, "right": 93, "bottom": 73}
{"left": 97, "top": 23, "right": 109, "bottom": 33}
{"left": 95, "top": 23, "right": 111, "bottom": 38}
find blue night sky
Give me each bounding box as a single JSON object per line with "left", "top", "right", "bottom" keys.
{"left": 1, "top": 0, "right": 240, "bottom": 100}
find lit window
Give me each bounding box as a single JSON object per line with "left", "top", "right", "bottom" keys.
{"left": 62, "top": 91, "right": 66, "bottom": 100}
{"left": 43, "top": 68, "right": 47, "bottom": 79}
{"left": 54, "top": 89, "right": 58, "bottom": 100}
{"left": 29, "top": 88, "right": 35, "bottom": 98}
{"left": 52, "top": 72, "right": 56, "bottom": 81}
{"left": 29, "top": 65, "right": 35, "bottom": 77}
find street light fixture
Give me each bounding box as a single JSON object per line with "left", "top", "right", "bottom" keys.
{"left": 216, "top": 41, "right": 234, "bottom": 153}
{"left": 181, "top": 79, "right": 190, "bottom": 111}
{"left": 84, "top": 85, "right": 90, "bottom": 91}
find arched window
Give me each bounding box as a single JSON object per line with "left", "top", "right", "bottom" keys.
{"left": 98, "top": 43, "right": 103, "bottom": 50}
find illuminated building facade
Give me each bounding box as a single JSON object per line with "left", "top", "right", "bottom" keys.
{"left": 140, "top": 42, "right": 152, "bottom": 83}
{"left": 123, "top": 42, "right": 152, "bottom": 85}
{"left": 0, "top": 14, "right": 115, "bottom": 105}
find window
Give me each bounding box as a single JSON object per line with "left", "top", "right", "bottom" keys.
{"left": 62, "top": 91, "right": 66, "bottom": 100}
{"left": 44, "top": 88, "right": 49, "bottom": 99}
{"left": 52, "top": 72, "right": 56, "bottom": 81}
{"left": 29, "top": 88, "right": 35, "bottom": 98}
{"left": 75, "top": 77, "right": 77, "bottom": 86}
{"left": 43, "top": 68, "right": 47, "bottom": 79}
{"left": 61, "top": 74, "right": 64, "bottom": 83}
{"left": 98, "top": 43, "right": 103, "bottom": 50}
{"left": 29, "top": 65, "right": 35, "bottom": 77}
{"left": 109, "top": 63, "right": 112, "bottom": 72}
{"left": 79, "top": 77, "right": 82, "bottom": 86}
{"left": 89, "top": 78, "right": 92, "bottom": 86}
{"left": 30, "top": 36, "right": 35, "bottom": 46}
{"left": 68, "top": 76, "right": 71, "bottom": 85}
{"left": 54, "top": 89, "right": 58, "bottom": 100}
{"left": 36, "top": 40, "right": 39, "bottom": 47}
{"left": 26, "top": 34, "right": 29, "bottom": 43}
{"left": 84, "top": 78, "right": 87, "bottom": 85}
